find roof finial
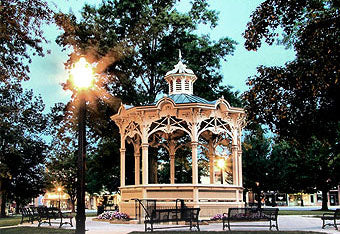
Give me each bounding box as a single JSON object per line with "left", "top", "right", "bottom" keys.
{"left": 179, "top": 49, "right": 182, "bottom": 61}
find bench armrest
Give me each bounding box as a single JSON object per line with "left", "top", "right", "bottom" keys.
{"left": 322, "top": 212, "right": 335, "bottom": 217}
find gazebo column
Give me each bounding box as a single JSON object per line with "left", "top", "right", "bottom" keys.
{"left": 120, "top": 136, "right": 126, "bottom": 187}
{"left": 209, "top": 154, "right": 215, "bottom": 184}
{"left": 208, "top": 140, "right": 215, "bottom": 184}
{"left": 120, "top": 148, "right": 126, "bottom": 187}
{"left": 134, "top": 152, "right": 140, "bottom": 185}
{"left": 170, "top": 154, "right": 175, "bottom": 184}
{"left": 238, "top": 149, "right": 242, "bottom": 187}
{"left": 142, "top": 143, "right": 149, "bottom": 185}
{"left": 168, "top": 140, "right": 177, "bottom": 184}
{"left": 191, "top": 142, "right": 199, "bottom": 184}
{"left": 232, "top": 144, "right": 238, "bottom": 186}
{"left": 191, "top": 141, "right": 199, "bottom": 204}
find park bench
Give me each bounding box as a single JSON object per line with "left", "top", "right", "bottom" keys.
{"left": 20, "top": 207, "right": 39, "bottom": 224}
{"left": 134, "top": 199, "right": 200, "bottom": 232}
{"left": 321, "top": 208, "right": 340, "bottom": 230}
{"left": 222, "top": 207, "right": 279, "bottom": 231}
{"left": 36, "top": 206, "right": 73, "bottom": 228}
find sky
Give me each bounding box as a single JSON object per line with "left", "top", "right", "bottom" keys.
{"left": 22, "top": 0, "right": 296, "bottom": 111}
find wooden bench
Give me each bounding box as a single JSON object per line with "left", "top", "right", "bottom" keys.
{"left": 222, "top": 207, "right": 279, "bottom": 231}
{"left": 36, "top": 206, "right": 73, "bottom": 228}
{"left": 321, "top": 208, "right": 340, "bottom": 230}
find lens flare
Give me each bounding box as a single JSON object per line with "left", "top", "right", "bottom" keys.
{"left": 217, "top": 159, "right": 225, "bottom": 169}
{"left": 71, "top": 58, "right": 94, "bottom": 89}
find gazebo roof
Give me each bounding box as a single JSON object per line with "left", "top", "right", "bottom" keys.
{"left": 152, "top": 93, "right": 216, "bottom": 105}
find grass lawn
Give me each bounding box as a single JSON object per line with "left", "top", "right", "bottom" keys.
{"left": 0, "top": 227, "right": 75, "bottom": 234}
{"left": 278, "top": 210, "right": 327, "bottom": 216}
{"left": 0, "top": 216, "right": 22, "bottom": 227}
{"left": 130, "top": 232, "right": 322, "bottom": 234}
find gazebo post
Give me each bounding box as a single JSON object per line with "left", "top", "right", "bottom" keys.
{"left": 238, "top": 149, "right": 242, "bottom": 187}
{"left": 120, "top": 136, "right": 126, "bottom": 187}
{"left": 134, "top": 151, "right": 140, "bottom": 185}
{"left": 208, "top": 140, "right": 215, "bottom": 184}
{"left": 170, "top": 154, "right": 175, "bottom": 184}
{"left": 142, "top": 143, "right": 149, "bottom": 185}
{"left": 191, "top": 141, "right": 199, "bottom": 204}
{"left": 232, "top": 144, "right": 238, "bottom": 186}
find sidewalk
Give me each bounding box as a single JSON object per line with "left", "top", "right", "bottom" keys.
{"left": 19, "top": 215, "right": 339, "bottom": 233}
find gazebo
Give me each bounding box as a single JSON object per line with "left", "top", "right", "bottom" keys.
{"left": 111, "top": 56, "right": 246, "bottom": 218}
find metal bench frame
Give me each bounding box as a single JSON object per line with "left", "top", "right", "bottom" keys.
{"left": 36, "top": 206, "right": 73, "bottom": 228}
{"left": 222, "top": 207, "right": 279, "bottom": 231}
{"left": 322, "top": 208, "right": 340, "bottom": 230}
{"left": 134, "top": 199, "right": 200, "bottom": 232}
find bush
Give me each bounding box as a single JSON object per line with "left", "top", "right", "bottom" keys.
{"left": 97, "top": 211, "right": 130, "bottom": 220}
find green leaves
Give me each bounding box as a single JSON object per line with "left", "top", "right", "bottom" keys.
{"left": 0, "top": 0, "right": 52, "bottom": 82}
{"left": 0, "top": 82, "right": 48, "bottom": 213}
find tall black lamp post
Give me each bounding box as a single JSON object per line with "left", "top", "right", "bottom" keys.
{"left": 70, "top": 58, "right": 94, "bottom": 234}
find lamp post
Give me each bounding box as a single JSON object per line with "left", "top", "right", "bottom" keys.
{"left": 70, "top": 57, "right": 94, "bottom": 234}
{"left": 217, "top": 158, "right": 225, "bottom": 185}
{"left": 57, "top": 187, "right": 62, "bottom": 209}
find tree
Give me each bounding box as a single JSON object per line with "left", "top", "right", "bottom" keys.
{"left": 0, "top": 82, "right": 48, "bottom": 217}
{"left": 53, "top": 0, "right": 241, "bottom": 194}
{"left": 243, "top": 0, "right": 340, "bottom": 210}
{"left": 47, "top": 151, "right": 78, "bottom": 213}
{"left": 0, "top": 0, "right": 53, "bottom": 82}
{"left": 242, "top": 127, "right": 271, "bottom": 208}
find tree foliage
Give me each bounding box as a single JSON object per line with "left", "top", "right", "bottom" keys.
{"left": 0, "top": 82, "right": 48, "bottom": 216}
{"left": 243, "top": 0, "right": 340, "bottom": 210}
{"left": 0, "top": 0, "right": 53, "bottom": 82}
{"left": 242, "top": 128, "right": 271, "bottom": 208}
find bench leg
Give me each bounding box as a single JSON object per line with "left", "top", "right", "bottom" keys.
{"left": 322, "top": 219, "right": 326, "bottom": 229}
{"left": 38, "top": 219, "right": 42, "bottom": 227}
{"left": 59, "top": 217, "right": 63, "bottom": 228}
{"left": 335, "top": 219, "right": 338, "bottom": 230}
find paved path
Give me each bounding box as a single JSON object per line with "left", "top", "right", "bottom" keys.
{"left": 18, "top": 215, "right": 339, "bottom": 233}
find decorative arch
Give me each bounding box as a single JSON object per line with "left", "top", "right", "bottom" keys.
{"left": 124, "top": 121, "right": 142, "bottom": 141}
{"left": 197, "top": 116, "right": 233, "bottom": 139}
{"left": 148, "top": 115, "right": 192, "bottom": 139}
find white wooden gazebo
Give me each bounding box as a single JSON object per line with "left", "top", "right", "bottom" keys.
{"left": 111, "top": 56, "right": 246, "bottom": 218}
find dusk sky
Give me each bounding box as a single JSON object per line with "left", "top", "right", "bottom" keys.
{"left": 23, "top": 0, "right": 296, "bottom": 112}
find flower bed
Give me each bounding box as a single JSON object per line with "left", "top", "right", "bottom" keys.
{"left": 210, "top": 213, "right": 227, "bottom": 221}
{"left": 97, "top": 211, "right": 130, "bottom": 221}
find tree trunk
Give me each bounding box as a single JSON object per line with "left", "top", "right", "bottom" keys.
{"left": 0, "top": 192, "right": 7, "bottom": 217}
{"left": 321, "top": 189, "right": 328, "bottom": 211}
{"left": 257, "top": 190, "right": 262, "bottom": 209}
{"left": 71, "top": 197, "right": 76, "bottom": 213}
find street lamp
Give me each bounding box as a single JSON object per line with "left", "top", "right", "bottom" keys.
{"left": 57, "top": 187, "right": 62, "bottom": 210}
{"left": 217, "top": 158, "right": 225, "bottom": 184}
{"left": 70, "top": 57, "right": 95, "bottom": 234}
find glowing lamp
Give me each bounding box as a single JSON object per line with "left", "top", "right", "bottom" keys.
{"left": 71, "top": 58, "right": 94, "bottom": 89}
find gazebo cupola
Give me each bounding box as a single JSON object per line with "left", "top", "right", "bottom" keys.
{"left": 164, "top": 52, "right": 197, "bottom": 95}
